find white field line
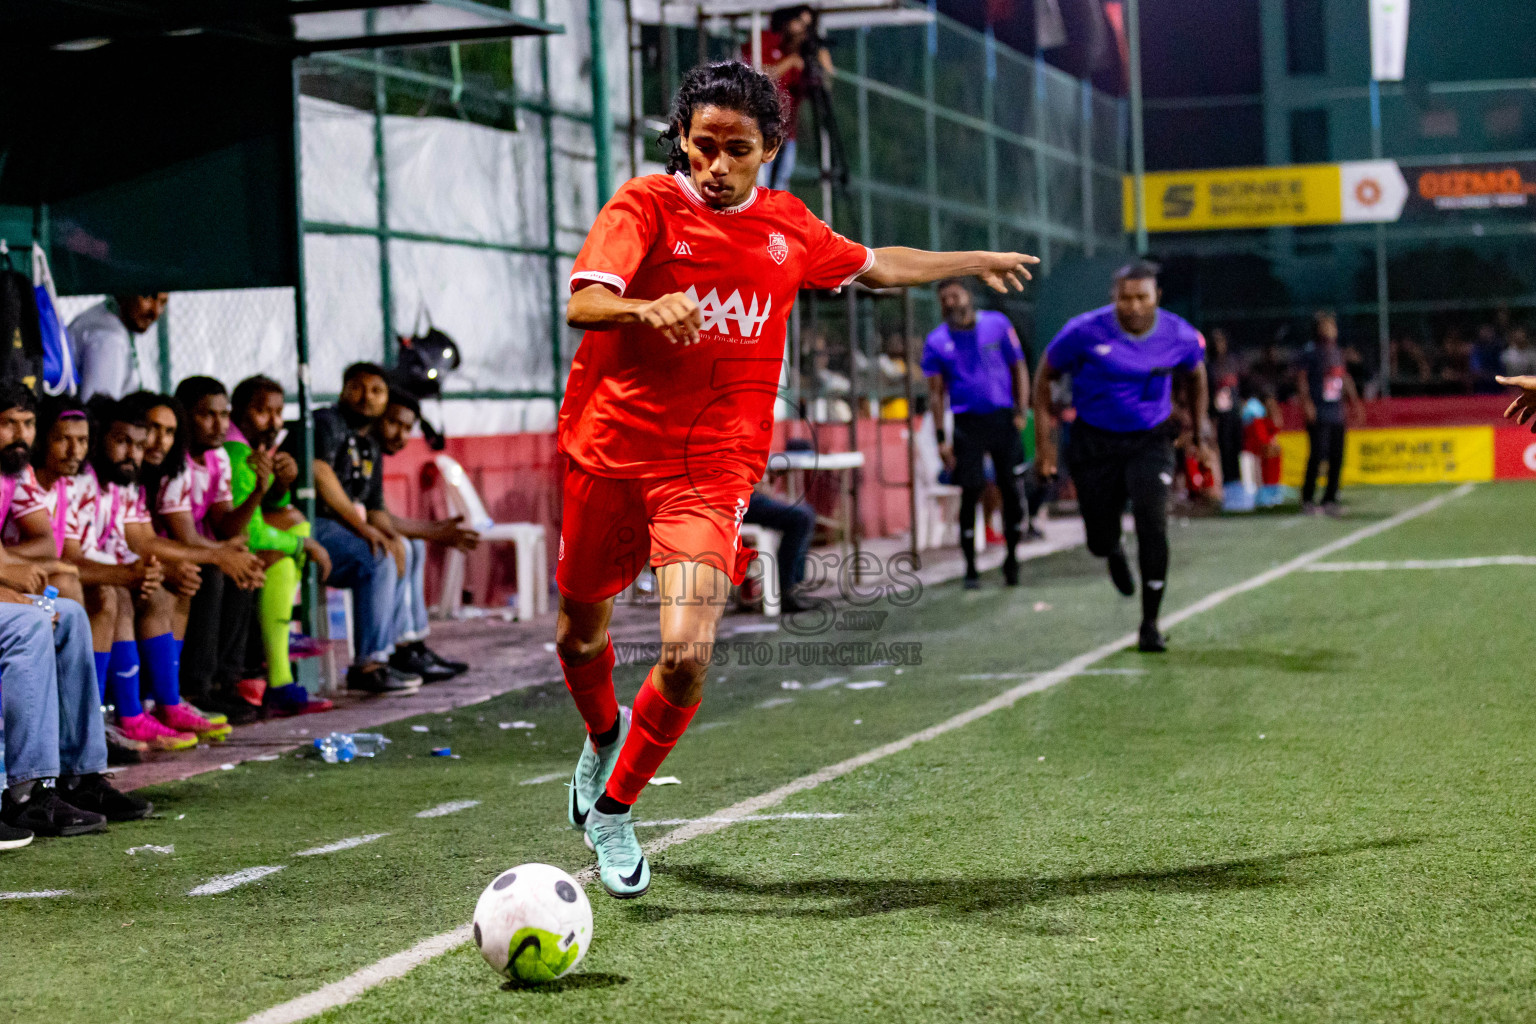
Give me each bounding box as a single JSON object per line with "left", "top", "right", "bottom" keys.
{"left": 518, "top": 772, "right": 566, "bottom": 786}
{"left": 755, "top": 697, "right": 795, "bottom": 709}
{"left": 1307, "top": 555, "right": 1536, "bottom": 571}
{"left": 957, "top": 668, "right": 1148, "bottom": 681}
{"left": 188, "top": 866, "right": 286, "bottom": 896}
{"left": 413, "top": 800, "right": 480, "bottom": 818}
{"left": 636, "top": 812, "right": 846, "bottom": 827}
{"left": 236, "top": 483, "right": 1470, "bottom": 1024}
{"left": 294, "top": 834, "right": 390, "bottom": 858}
{"left": 0, "top": 889, "right": 71, "bottom": 900}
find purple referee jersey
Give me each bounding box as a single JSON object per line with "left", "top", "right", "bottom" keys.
{"left": 921, "top": 310, "right": 1023, "bottom": 415}
{"left": 1045, "top": 306, "right": 1205, "bottom": 433}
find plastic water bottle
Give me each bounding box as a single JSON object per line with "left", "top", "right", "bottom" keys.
{"left": 313, "top": 733, "right": 357, "bottom": 764}
{"left": 349, "top": 733, "right": 391, "bottom": 757}
{"left": 29, "top": 586, "right": 58, "bottom": 616}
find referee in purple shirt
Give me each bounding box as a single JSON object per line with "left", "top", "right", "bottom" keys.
{"left": 1032, "top": 261, "right": 1213, "bottom": 652}
{"left": 922, "top": 279, "right": 1030, "bottom": 589}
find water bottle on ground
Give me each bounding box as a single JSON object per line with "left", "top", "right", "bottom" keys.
{"left": 29, "top": 586, "right": 58, "bottom": 616}
{"left": 313, "top": 733, "right": 357, "bottom": 764}
{"left": 349, "top": 733, "right": 391, "bottom": 757}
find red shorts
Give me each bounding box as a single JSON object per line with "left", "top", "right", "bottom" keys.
{"left": 556, "top": 458, "right": 758, "bottom": 603}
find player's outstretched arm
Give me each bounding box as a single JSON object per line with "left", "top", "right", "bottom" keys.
{"left": 1497, "top": 375, "right": 1536, "bottom": 432}
{"left": 857, "top": 248, "right": 1040, "bottom": 293}
{"left": 1032, "top": 360, "right": 1063, "bottom": 479}
{"left": 567, "top": 283, "right": 702, "bottom": 346}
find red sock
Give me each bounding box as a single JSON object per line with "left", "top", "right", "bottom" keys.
{"left": 560, "top": 634, "right": 619, "bottom": 736}
{"left": 605, "top": 670, "right": 699, "bottom": 805}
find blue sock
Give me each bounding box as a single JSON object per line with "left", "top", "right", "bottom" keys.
{"left": 108, "top": 641, "right": 143, "bottom": 718}
{"left": 140, "top": 632, "right": 181, "bottom": 708}
{"left": 94, "top": 652, "right": 111, "bottom": 704}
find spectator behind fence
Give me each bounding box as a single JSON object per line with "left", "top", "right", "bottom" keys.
{"left": 1296, "top": 311, "right": 1365, "bottom": 516}
{"left": 1206, "top": 327, "right": 1244, "bottom": 506}
{"left": 1501, "top": 326, "right": 1536, "bottom": 377}
{"left": 69, "top": 294, "right": 168, "bottom": 401}
{"left": 373, "top": 389, "right": 475, "bottom": 683}
{"left": 744, "top": 4, "right": 832, "bottom": 190}
{"left": 297, "top": 362, "right": 422, "bottom": 695}
{"left": 223, "top": 375, "right": 334, "bottom": 719}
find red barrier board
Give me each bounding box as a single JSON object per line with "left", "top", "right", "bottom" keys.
{"left": 1494, "top": 428, "right": 1536, "bottom": 480}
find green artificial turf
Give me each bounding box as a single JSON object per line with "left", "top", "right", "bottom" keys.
{"left": 7, "top": 483, "right": 1536, "bottom": 1023}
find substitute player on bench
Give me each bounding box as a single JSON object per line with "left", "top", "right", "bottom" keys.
{"left": 1032, "top": 260, "right": 1211, "bottom": 653}
{"left": 555, "top": 60, "right": 1039, "bottom": 898}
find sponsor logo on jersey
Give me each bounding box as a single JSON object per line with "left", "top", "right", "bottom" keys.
{"left": 672, "top": 241, "right": 694, "bottom": 257}
{"left": 1094, "top": 344, "right": 1113, "bottom": 355}
{"left": 684, "top": 285, "right": 773, "bottom": 339}
{"left": 766, "top": 232, "right": 788, "bottom": 265}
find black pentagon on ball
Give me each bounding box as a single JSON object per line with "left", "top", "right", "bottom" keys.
{"left": 555, "top": 880, "right": 578, "bottom": 903}
{"left": 473, "top": 922, "right": 482, "bottom": 948}
{"left": 493, "top": 871, "right": 517, "bottom": 891}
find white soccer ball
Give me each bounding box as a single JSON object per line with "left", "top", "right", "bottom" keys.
{"left": 472, "top": 863, "right": 593, "bottom": 984}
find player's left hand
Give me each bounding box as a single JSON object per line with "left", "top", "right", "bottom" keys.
{"left": 1497, "top": 375, "right": 1536, "bottom": 431}
{"left": 975, "top": 252, "right": 1041, "bottom": 294}
{"left": 432, "top": 515, "right": 480, "bottom": 552}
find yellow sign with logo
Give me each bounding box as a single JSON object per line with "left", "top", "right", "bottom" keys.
{"left": 1124, "top": 164, "right": 1344, "bottom": 232}
{"left": 1274, "top": 426, "right": 1494, "bottom": 487}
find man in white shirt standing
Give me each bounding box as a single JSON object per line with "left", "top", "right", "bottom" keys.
{"left": 68, "top": 293, "right": 168, "bottom": 401}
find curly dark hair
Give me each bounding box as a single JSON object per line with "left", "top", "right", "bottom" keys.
{"left": 660, "top": 61, "right": 786, "bottom": 174}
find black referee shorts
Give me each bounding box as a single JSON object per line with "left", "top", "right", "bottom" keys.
{"left": 1065, "top": 418, "right": 1175, "bottom": 559}
{"left": 952, "top": 409, "right": 1024, "bottom": 490}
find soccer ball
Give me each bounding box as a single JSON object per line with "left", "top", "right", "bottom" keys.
{"left": 472, "top": 863, "right": 593, "bottom": 984}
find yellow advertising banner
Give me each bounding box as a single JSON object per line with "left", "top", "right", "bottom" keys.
{"left": 1275, "top": 426, "right": 1494, "bottom": 487}
{"left": 1124, "top": 163, "right": 1344, "bottom": 232}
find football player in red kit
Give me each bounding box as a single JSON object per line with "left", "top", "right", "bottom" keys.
{"left": 557, "top": 60, "right": 1039, "bottom": 898}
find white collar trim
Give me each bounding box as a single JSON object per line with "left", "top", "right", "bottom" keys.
{"left": 672, "top": 171, "right": 759, "bottom": 215}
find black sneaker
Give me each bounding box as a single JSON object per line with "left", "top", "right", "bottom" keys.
{"left": 1002, "top": 553, "right": 1020, "bottom": 587}
{"left": 347, "top": 664, "right": 422, "bottom": 695}
{"left": 62, "top": 773, "right": 153, "bottom": 822}
{"left": 390, "top": 646, "right": 458, "bottom": 684}
{"left": 419, "top": 644, "right": 469, "bottom": 677}
{"left": 1137, "top": 622, "right": 1168, "bottom": 653}
{"left": 0, "top": 819, "right": 33, "bottom": 851}
{"left": 2, "top": 781, "right": 107, "bottom": 837}
{"left": 962, "top": 572, "right": 981, "bottom": 591}
{"left": 1107, "top": 548, "right": 1136, "bottom": 596}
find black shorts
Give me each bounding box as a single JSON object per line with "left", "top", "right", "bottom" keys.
{"left": 1066, "top": 418, "right": 1175, "bottom": 556}
{"left": 952, "top": 410, "right": 1024, "bottom": 490}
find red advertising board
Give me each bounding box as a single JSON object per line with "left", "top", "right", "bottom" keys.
{"left": 1493, "top": 427, "right": 1536, "bottom": 480}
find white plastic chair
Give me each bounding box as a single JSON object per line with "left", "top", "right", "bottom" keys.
{"left": 910, "top": 412, "right": 984, "bottom": 554}
{"left": 737, "top": 524, "right": 781, "bottom": 618}
{"left": 433, "top": 454, "right": 549, "bottom": 622}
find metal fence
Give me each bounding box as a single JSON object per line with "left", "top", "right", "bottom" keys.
{"left": 44, "top": 2, "right": 1125, "bottom": 430}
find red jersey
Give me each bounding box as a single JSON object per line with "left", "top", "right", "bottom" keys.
{"left": 561, "top": 172, "right": 873, "bottom": 479}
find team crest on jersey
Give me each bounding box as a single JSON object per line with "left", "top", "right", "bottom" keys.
{"left": 766, "top": 232, "right": 788, "bottom": 265}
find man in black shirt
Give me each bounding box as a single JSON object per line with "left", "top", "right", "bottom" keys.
{"left": 1295, "top": 311, "right": 1365, "bottom": 516}
{"left": 305, "top": 363, "right": 421, "bottom": 694}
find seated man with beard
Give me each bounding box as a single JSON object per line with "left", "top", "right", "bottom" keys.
{"left": 0, "top": 388, "right": 83, "bottom": 601}
{"left": 68, "top": 395, "right": 234, "bottom": 752}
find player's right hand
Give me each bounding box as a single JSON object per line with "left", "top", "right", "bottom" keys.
{"left": 1497, "top": 375, "right": 1536, "bottom": 431}
{"left": 0, "top": 561, "right": 48, "bottom": 596}
{"left": 938, "top": 443, "right": 956, "bottom": 474}
{"left": 304, "top": 537, "right": 333, "bottom": 583}
{"left": 638, "top": 291, "right": 703, "bottom": 346}
{"left": 1035, "top": 451, "right": 1058, "bottom": 480}
{"left": 136, "top": 556, "right": 166, "bottom": 596}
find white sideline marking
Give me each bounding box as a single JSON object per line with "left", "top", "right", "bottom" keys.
{"left": 236, "top": 484, "right": 1470, "bottom": 1024}
{"left": 294, "top": 834, "right": 389, "bottom": 858}
{"left": 637, "top": 812, "right": 846, "bottom": 827}
{"left": 756, "top": 697, "right": 795, "bottom": 709}
{"left": 188, "top": 866, "right": 286, "bottom": 896}
{"left": 958, "top": 668, "right": 1148, "bottom": 681}
{"left": 414, "top": 800, "right": 480, "bottom": 818}
{"left": 1307, "top": 555, "right": 1536, "bottom": 572}
{"left": 0, "top": 889, "right": 71, "bottom": 900}
{"left": 807, "top": 675, "right": 848, "bottom": 690}
{"left": 846, "top": 680, "right": 887, "bottom": 690}
{"left": 518, "top": 772, "right": 565, "bottom": 786}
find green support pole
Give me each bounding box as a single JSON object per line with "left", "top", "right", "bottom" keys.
{"left": 289, "top": 62, "right": 320, "bottom": 646}
{"left": 542, "top": 1, "right": 563, "bottom": 400}
{"left": 156, "top": 313, "right": 172, "bottom": 393}
{"left": 924, "top": 2, "right": 939, "bottom": 251}
{"left": 1126, "top": 0, "right": 1148, "bottom": 255}
{"left": 1033, "top": 56, "right": 1051, "bottom": 272}
{"left": 983, "top": 27, "right": 999, "bottom": 252}
{"left": 856, "top": 28, "right": 871, "bottom": 246}
{"left": 589, "top": 0, "right": 614, "bottom": 206}
{"left": 374, "top": 62, "right": 395, "bottom": 364}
